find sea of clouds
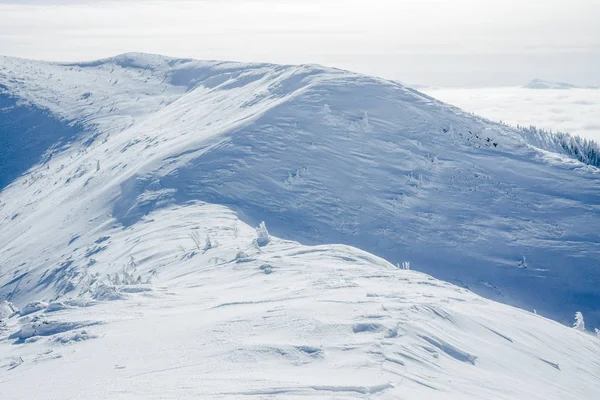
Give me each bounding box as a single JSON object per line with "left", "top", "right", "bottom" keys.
{"left": 423, "top": 87, "right": 600, "bottom": 142}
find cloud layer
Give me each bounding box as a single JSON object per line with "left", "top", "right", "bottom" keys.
{"left": 423, "top": 87, "right": 600, "bottom": 141}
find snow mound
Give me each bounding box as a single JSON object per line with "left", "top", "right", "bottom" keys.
{"left": 8, "top": 319, "right": 100, "bottom": 342}
{"left": 43, "top": 302, "right": 72, "bottom": 313}
{"left": 19, "top": 302, "right": 48, "bottom": 316}
{"left": 50, "top": 329, "right": 98, "bottom": 345}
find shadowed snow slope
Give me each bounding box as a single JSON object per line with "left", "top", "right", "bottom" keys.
{"left": 1, "top": 202, "right": 599, "bottom": 399}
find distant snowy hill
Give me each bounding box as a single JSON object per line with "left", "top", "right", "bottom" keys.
{"left": 524, "top": 79, "right": 578, "bottom": 89}
{"left": 0, "top": 53, "right": 599, "bottom": 398}
{"left": 523, "top": 79, "right": 600, "bottom": 89}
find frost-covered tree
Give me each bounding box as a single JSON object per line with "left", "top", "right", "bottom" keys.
{"left": 518, "top": 125, "right": 600, "bottom": 167}
{"left": 255, "top": 221, "right": 270, "bottom": 247}
{"left": 555, "top": 132, "right": 600, "bottom": 167}
{"left": 518, "top": 256, "right": 527, "bottom": 269}
{"left": 398, "top": 261, "right": 410, "bottom": 270}
{"left": 595, "top": 328, "right": 600, "bottom": 338}
{"left": 361, "top": 111, "right": 370, "bottom": 131}
{"left": 573, "top": 311, "right": 585, "bottom": 331}
{"left": 0, "top": 300, "right": 18, "bottom": 320}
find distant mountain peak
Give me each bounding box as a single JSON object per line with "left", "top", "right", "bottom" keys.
{"left": 524, "top": 79, "right": 578, "bottom": 89}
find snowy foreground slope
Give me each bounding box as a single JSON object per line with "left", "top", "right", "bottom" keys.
{"left": 0, "top": 53, "right": 599, "bottom": 397}
{"left": 1, "top": 203, "right": 599, "bottom": 399}
{"left": 1, "top": 53, "right": 599, "bottom": 327}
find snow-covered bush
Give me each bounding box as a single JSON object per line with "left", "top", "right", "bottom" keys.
{"left": 81, "top": 256, "right": 152, "bottom": 301}
{"left": 0, "top": 300, "right": 18, "bottom": 320}
{"left": 595, "top": 328, "right": 599, "bottom": 338}
{"left": 52, "top": 329, "right": 98, "bottom": 344}
{"left": 235, "top": 250, "right": 252, "bottom": 263}
{"left": 91, "top": 283, "right": 127, "bottom": 301}
{"left": 573, "top": 311, "right": 585, "bottom": 331}
{"left": 398, "top": 261, "right": 410, "bottom": 270}
{"left": 255, "top": 221, "right": 270, "bottom": 247}
{"left": 260, "top": 264, "right": 273, "bottom": 275}
{"left": 107, "top": 270, "right": 143, "bottom": 286}
{"left": 179, "top": 245, "right": 195, "bottom": 260}
{"left": 189, "top": 231, "right": 202, "bottom": 251}
{"left": 204, "top": 235, "right": 213, "bottom": 252}
{"left": 106, "top": 256, "right": 150, "bottom": 286}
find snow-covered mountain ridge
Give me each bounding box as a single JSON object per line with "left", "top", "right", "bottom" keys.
{"left": 1, "top": 52, "right": 600, "bottom": 398}
{"left": 524, "top": 79, "right": 600, "bottom": 90}
{"left": 0, "top": 53, "right": 599, "bottom": 326}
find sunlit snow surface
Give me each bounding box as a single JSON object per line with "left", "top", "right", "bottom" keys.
{"left": 0, "top": 53, "right": 599, "bottom": 398}
{"left": 1, "top": 203, "right": 599, "bottom": 399}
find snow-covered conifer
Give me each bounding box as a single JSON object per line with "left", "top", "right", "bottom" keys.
{"left": 255, "top": 222, "right": 270, "bottom": 247}
{"left": 573, "top": 312, "right": 585, "bottom": 331}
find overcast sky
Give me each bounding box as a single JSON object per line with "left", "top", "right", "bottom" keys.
{"left": 0, "top": 0, "right": 599, "bottom": 87}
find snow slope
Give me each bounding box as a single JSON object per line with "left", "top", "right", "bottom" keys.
{"left": 1, "top": 52, "right": 600, "bottom": 398}
{"left": 1, "top": 202, "right": 599, "bottom": 399}
{"left": 2, "top": 53, "right": 598, "bottom": 327}
{"left": 0, "top": 53, "right": 599, "bottom": 328}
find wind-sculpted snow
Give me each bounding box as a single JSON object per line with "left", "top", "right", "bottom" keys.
{"left": 0, "top": 202, "right": 598, "bottom": 399}
{"left": 0, "top": 52, "right": 598, "bottom": 335}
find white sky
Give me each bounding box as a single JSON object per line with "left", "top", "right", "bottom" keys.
{"left": 1, "top": 0, "right": 599, "bottom": 86}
